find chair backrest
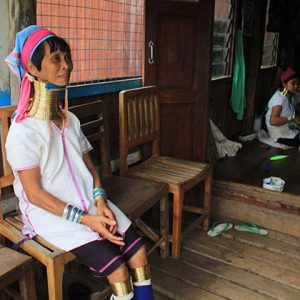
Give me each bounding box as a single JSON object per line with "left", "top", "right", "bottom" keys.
{"left": 0, "top": 106, "right": 17, "bottom": 189}
{"left": 119, "top": 86, "right": 160, "bottom": 174}
{"left": 0, "top": 106, "right": 17, "bottom": 221}
{"left": 69, "top": 99, "right": 112, "bottom": 177}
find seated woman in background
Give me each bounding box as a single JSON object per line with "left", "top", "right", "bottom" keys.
{"left": 265, "top": 67, "right": 300, "bottom": 147}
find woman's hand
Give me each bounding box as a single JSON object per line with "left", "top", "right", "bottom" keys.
{"left": 81, "top": 213, "right": 124, "bottom": 246}
{"left": 96, "top": 199, "right": 117, "bottom": 234}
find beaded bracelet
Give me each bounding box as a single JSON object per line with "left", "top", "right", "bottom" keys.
{"left": 62, "top": 203, "right": 86, "bottom": 224}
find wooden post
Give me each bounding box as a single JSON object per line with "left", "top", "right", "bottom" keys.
{"left": 6, "top": 0, "right": 36, "bottom": 106}
{"left": 242, "top": 0, "right": 268, "bottom": 134}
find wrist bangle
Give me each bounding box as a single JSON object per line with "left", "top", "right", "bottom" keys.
{"left": 93, "top": 187, "right": 107, "bottom": 199}
{"left": 62, "top": 203, "right": 85, "bottom": 224}
{"left": 78, "top": 212, "right": 86, "bottom": 224}
{"left": 93, "top": 187, "right": 107, "bottom": 205}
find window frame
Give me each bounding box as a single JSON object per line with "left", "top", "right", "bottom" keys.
{"left": 36, "top": 0, "right": 144, "bottom": 98}
{"left": 211, "top": 0, "right": 237, "bottom": 81}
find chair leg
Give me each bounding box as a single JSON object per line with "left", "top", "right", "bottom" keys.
{"left": 160, "top": 196, "right": 169, "bottom": 258}
{"left": 172, "top": 189, "right": 184, "bottom": 258}
{"left": 19, "top": 264, "right": 37, "bottom": 300}
{"left": 203, "top": 168, "right": 212, "bottom": 231}
{"left": 46, "top": 257, "right": 65, "bottom": 300}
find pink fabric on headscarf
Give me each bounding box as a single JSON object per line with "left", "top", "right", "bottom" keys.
{"left": 280, "top": 67, "right": 297, "bottom": 83}
{"left": 5, "top": 26, "right": 55, "bottom": 122}
{"left": 21, "top": 28, "right": 55, "bottom": 67}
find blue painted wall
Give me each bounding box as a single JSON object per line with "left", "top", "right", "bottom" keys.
{"left": 68, "top": 78, "right": 142, "bottom": 99}
{"left": 0, "top": 90, "right": 11, "bottom": 107}
{"left": 0, "top": 78, "right": 142, "bottom": 107}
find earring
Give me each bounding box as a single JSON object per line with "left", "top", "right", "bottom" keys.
{"left": 282, "top": 87, "right": 288, "bottom": 95}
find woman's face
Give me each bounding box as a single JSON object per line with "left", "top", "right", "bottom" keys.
{"left": 33, "top": 42, "right": 73, "bottom": 86}
{"left": 284, "top": 78, "right": 300, "bottom": 94}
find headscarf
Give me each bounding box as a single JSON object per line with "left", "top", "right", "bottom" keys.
{"left": 5, "top": 25, "right": 55, "bottom": 122}
{"left": 280, "top": 67, "right": 298, "bottom": 83}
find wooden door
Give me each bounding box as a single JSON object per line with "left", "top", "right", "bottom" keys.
{"left": 144, "top": 0, "right": 215, "bottom": 161}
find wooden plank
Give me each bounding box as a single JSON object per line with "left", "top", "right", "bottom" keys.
{"left": 0, "top": 246, "right": 31, "bottom": 277}
{"left": 178, "top": 246, "right": 300, "bottom": 300}
{"left": 222, "top": 229, "right": 300, "bottom": 260}
{"left": 150, "top": 252, "right": 273, "bottom": 300}
{"left": 266, "top": 228, "right": 300, "bottom": 247}
{"left": 183, "top": 238, "right": 300, "bottom": 290}
{"left": 213, "top": 180, "right": 300, "bottom": 213}
{"left": 151, "top": 268, "right": 225, "bottom": 300}
{"left": 212, "top": 196, "right": 300, "bottom": 238}
{"left": 194, "top": 230, "right": 300, "bottom": 274}
{"left": 211, "top": 215, "right": 300, "bottom": 248}
{"left": 153, "top": 291, "right": 172, "bottom": 300}
{"left": 1, "top": 195, "right": 17, "bottom": 215}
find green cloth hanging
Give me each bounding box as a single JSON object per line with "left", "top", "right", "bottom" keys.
{"left": 230, "top": 29, "right": 246, "bottom": 120}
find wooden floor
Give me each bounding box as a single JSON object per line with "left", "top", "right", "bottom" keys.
{"left": 32, "top": 223, "right": 300, "bottom": 300}
{"left": 150, "top": 225, "right": 300, "bottom": 300}
{"left": 1, "top": 222, "right": 299, "bottom": 300}
{"left": 214, "top": 139, "right": 300, "bottom": 195}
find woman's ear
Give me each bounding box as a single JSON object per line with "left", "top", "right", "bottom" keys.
{"left": 27, "top": 61, "right": 39, "bottom": 77}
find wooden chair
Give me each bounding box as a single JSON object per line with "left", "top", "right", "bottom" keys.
{"left": 119, "top": 86, "right": 212, "bottom": 257}
{"left": 0, "top": 244, "right": 36, "bottom": 300}
{"left": 0, "top": 100, "right": 168, "bottom": 299}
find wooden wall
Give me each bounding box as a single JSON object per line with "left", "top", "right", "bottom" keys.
{"left": 144, "top": 0, "right": 215, "bottom": 162}
{"left": 254, "top": 67, "right": 278, "bottom": 118}
{"left": 210, "top": 78, "right": 242, "bottom": 138}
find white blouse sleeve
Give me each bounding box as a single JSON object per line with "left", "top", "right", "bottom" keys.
{"left": 5, "top": 124, "right": 41, "bottom": 171}
{"left": 79, "top": 128, "right": 93, "bottom": 154}
{"left": 69, "top": 112, "right": 93, "bottom": 154}
{"left": 271, "top": 92, "right": 284, "bottom": 106}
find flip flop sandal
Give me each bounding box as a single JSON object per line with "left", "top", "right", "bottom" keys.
{"left": 207, "top": 222, "right": 233, "bottom": 237}
{"left": 234, "top": 223, "right": 268, "bottom": 236}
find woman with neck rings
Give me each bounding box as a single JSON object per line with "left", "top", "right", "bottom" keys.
{"left": 265, "top": 67, "right": 300, "bottom": 147}
{"left": 5, "top": 25, "right": 154, "bottom": 300}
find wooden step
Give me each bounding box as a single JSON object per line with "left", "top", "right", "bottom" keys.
{"left": 212, "top": 181, "right": 300, "bottom": 237}
{"left": 213, "top": 181, "right": 300, "bottom": 214}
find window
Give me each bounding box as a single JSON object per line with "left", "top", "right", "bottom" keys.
{"left": 261, "top": 0, "right": 279, "bottom": 68}
{"left": 212, "top": 0, "right": 235, "bottom": 79}
{"left": 36, "top": 0, "right": 144, "bottom": 87}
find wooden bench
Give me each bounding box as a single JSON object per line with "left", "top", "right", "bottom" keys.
{"left": 0, "top": 100, "right": 169, "bottom": 300}
{"left": 0, "top": 244, "right": 36, "bottom": 300}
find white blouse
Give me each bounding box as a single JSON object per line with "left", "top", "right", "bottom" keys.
{"left": 265, "top": 90, "right": 300, "bottom": 140}
{"left": 6, "top": 112, "right": 131, "bottom": 251}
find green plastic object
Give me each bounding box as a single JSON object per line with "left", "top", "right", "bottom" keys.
{"left": 270, "top": 155, "right": 288, "bottom": 161}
